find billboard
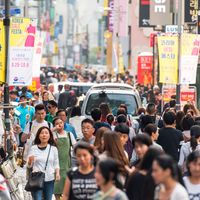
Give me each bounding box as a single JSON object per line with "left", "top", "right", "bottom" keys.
{"left": 150, "top": 0, "right": 173, "bottom": 25}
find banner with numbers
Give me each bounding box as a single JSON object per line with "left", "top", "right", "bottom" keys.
{"left": 8, "top": 17, "right": 37, "bottom": 86}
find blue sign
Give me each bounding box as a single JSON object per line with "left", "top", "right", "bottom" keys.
{"left": 1, "top": 8, "right": 21, "bottom": 16}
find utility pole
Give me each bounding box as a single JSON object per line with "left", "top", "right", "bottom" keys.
{"left": 176, "top": 0, "right": 182, "bottom": 110}
{"left": 3, "top": 0, "right": 11, "bottom": 154}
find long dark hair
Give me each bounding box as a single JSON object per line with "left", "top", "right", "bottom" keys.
{"left": 190, "top": 125, "right": 200, "bottom": 151}
{"left": 186, "top": 150, "right": 200, "bottom": 176}
{"left": 98, "top": 158, "right": 123, "bottom": 190}
{"left": 34, "top": 126, "right": 56, "bottom": 146}
{"left": 103, "top": 131, "right": 129, "bottom": 176}
{"left": 154, "top": 154, "right": 184, "bottom": 186}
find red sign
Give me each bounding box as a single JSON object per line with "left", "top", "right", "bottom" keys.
{"left": 137, "top": 56, "right": 153, "bottom": 85}
{"left": 181, "top": 91, "right": 196, "bottom": 103}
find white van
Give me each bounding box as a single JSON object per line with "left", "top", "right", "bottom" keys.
{"left": 81, "top": 83, "right": 142, "bottom": 118}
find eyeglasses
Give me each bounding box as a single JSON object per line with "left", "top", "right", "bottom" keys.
{"left": 47, "top": 106, "right": 53, "bottom": 109}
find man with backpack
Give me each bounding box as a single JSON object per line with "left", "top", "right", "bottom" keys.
{"left": 21, "top": 104, "right": 53, "bottom": 161}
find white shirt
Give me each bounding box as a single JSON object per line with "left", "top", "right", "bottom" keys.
{"left": 53, "top": 131, "right": 77, "bottom": 146}
{"left": 155, "top": 183, "right": 189, "bottom": 200}
{"left": 28, "top": 144, "right": 59, "bottom": 182}
{"left": 183, "top": 176, "right": 200, "bottom": 199}
{"left": 23, "top": 120, "right": 53, "bottom": 161}
{"left": 69, "top": 116, "right": 85, "bottom": 139}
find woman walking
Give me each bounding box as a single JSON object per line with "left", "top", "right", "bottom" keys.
{"left": 62, "top": 142, "right": 98, "bottom": 200}
{"left": 94, "top": 158, "right": 128, "bottom": 200}
{"left": 27, "top": 126, "right": 60, "bottom": 200}
{"left": 152, "top": 154, "right": 189, "bottom": 200}
{"left": 183, "top": 151, "right": 200, "bottom": 199}
{"left": 53, "top": 117, "right": 74, "bottom": 200}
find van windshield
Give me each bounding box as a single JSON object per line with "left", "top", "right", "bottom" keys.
{"left": 85, "top": 93, "right": 137, "bottom": 116}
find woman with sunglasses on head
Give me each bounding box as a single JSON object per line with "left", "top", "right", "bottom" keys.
{"left": 183, "top": 150, "right": 200, "bottom": 200}
{"left": 27, "top": 126, "right": 60, "bottom": 200}
{"left": 62, "top": 142, "right": 98, "bottom": 200}
{"left": 152, "top": 154, "right": 189, "bottom": 200}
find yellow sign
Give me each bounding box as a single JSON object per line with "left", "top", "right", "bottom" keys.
{"left": 0, "top": 20, "right": 5, "bottom": 82}
{"left": 10, "top": 17, "right": 36, "bottom": 47}
{"left": 157, "top": 36, "right": 178, "bottom": 84}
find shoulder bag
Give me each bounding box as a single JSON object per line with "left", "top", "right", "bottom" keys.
{"left": 25, "top": 145, "right": 51, "bottom": 191}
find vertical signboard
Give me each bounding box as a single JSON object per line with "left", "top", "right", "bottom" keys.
{"left": 139, "top": 0, "right": 152, "bottom": 27}
{"left": 29, "top": 35, "right": 44, "bottom": 91}
{"left": 150, "top": 0, "right": 173, "bottom": 25}
{"left": 108, "top": 0, "right": 114, "bottom": 32}
{"left": 157, "top": 36, "right": 178, "bottom": 84}
{"left": 8, "top": 18, "right": 37, "bottom": 86}
{"left": 180, "top": 34, "right": 200, "bottom": 84}
{"left": 184, "top": 0, "right": 198, "bottom": 23}
{"left": 137, "top": 55, "right": 153, "bottom": 85}
{"left": 0, "top": 20, "right": 5, "bottom": 82}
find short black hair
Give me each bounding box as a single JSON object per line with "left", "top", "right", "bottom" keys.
{"left": 146, "top": 103, "right": 156, "bottom": 115}
{"left": 10, "top": 90, "right": 18, "bottom": 96}
{"left": 35, "top": 104, "right": 45, "bottom": 112}
{"left": 48, "top": 100, "right": 58, "bottom": 108}
{"left": 181, "top": 114, "right": 195, "bottom": 131}
{"left": 56, "top": 109, "right": 67, "bottom": 116}
{"left": 19, "top": 95, "right": 27, "bottom": 100}
{"left": 132, "top": 134, "right": 152, "bottom": 148}
{"left": 116, "top": 114, "right": 127, "bottom": 124}
{"left": 52, "top": 117, "right": 61, "bottom": 126}
{"left": 169, "top": 99, "right": 176, "bottom": 108}
{"left": 81, "top": 118, "right": 94, "bottom": 127}
{"left": 91, "top": 108, "right": 101, "bottom": 121}
{"left": 117, "top": 108, "right": 127, "bottom": 117}
{"left": 144, "top": 123, "right": 157, "bottom": 137}
{"left": 115, "top": 124, "right": 129, "bottom": 135}
{"left": 34, "top": 92, "right": 39, "bottom": 97}
{"left": 106, "top": 114, "right": 114, "bottom": 125}
{"left": 163, "top": 111, "right": 176, "bottom": 125}
{"left": 74, "top": 141, "right": 94, "bottom": 155}
{"left": 71, "top": 106, "right": 81, "bottom": 117}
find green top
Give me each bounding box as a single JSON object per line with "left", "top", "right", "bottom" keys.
{"left": 45, "top": 113, "right": 55, "bottom": 123}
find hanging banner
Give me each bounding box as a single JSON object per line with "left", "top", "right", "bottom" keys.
{"left": 28, "top": 35, "right": 44, "bottom": 91}
{"left": 114, "top": 0, "right": 128, "bottom": 37}
{"left": 137, "top": 55, "right": 153, "bottom": 85}
{"left": 8, "top": 17, "right": 37, "bottom": 86}
{"left": 139, "top": 0, "right": 152, "bottom": 27}
{"left": 150, "top": 0, "right": 173, "bottom": 25}
{"left": 157, "top": 36, "right": 178, "bottom": 84}
{"left": 180, "top": 34, "right": 200, "bottom": 84}
{"left": 0, "top": 20, "right": 5, "bottom": 82}
{"left": 108, "top": 0, "right": 114, "bottom": 32}
{"left": 184, "top": 0, "right": 198, "bottom": 23}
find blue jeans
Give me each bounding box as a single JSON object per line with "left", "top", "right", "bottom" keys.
{"left": 32, "top": 180, "right": 54, "bottom": 200}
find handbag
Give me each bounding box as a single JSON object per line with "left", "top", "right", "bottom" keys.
{"left": 25, "top": 145, "right": 51, "bottom": 191}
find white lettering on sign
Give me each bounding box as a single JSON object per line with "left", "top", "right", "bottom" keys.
{"left": 154, "top": 0, "right": 166, "bottom": 13}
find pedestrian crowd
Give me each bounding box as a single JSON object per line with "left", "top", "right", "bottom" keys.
{"left": 0, "top": 73, "right": 199, "bottom": 200}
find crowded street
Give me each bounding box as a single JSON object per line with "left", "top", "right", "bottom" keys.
{"left": 0, "top": 0, "right": 200, "bottom": 200}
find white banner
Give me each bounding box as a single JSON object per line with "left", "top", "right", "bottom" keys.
{"left": 9, "top": 47, "right": 34, "bottom": 85}
{"left": 180, "top": 34, "right": 200, "bottom": 84}
{"left": 180, "top": 55, "right": 199, "bottom": 84}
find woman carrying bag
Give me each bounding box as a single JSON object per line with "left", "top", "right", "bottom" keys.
{"left": 26, "top": 126, "right": 60, "bottom": 200}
